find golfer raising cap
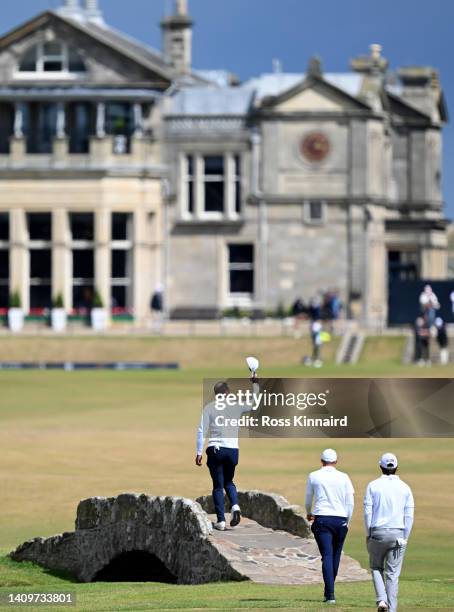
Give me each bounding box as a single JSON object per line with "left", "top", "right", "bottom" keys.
{"left": 364, "top": 453, "right": 415, "bottom": 612}
{"left": 196, "top": 359, "right": 260, "bottom": 531}
{"left": 305, "top": 449, "right": 355, "bottom": 605}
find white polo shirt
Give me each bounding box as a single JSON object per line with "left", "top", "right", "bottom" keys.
{"left": 364, "top": 475, "right": 414, "bottom": 530}
{"left": 305, "top": 466, "right": 355, "bottom": 519}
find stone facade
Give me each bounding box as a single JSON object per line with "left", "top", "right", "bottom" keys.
{"left": 0, "top": 1, "right": 448, "bottom": 326}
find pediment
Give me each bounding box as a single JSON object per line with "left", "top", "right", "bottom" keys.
{"left": 262, "top": 76, "right": 370, "bottom": 113}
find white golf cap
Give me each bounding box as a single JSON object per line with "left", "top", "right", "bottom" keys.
{"left": 379, "top": 452, "right": 398, "bottom": 469}
{"left": 321, "top": 448, "right": 337, "bottom": 462}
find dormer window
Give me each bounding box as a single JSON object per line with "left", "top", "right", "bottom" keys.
{"left": 18, "top": 42, "right": 86, "bottom": 76}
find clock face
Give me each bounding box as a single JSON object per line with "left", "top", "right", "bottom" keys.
{"left": 301, "top": 132, "right": 330, "bottom": 162}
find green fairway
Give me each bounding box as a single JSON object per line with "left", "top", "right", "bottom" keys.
{"left": 0, "top": 337, "right": 453, "bottom": 610}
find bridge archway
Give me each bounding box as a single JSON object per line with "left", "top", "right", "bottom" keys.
{"left": 94, "top": 550, "right": 177, "bottom": 583}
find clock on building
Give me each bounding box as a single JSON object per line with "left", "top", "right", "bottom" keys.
{"left": 301, "top": 132, "right": 330, "bottom": 162}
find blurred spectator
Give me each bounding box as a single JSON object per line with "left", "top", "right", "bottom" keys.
{"left": 150, "top": 284, "right": 164, "bottom": 333}
{"left": 291, "top": 297, "right": 306, "bottom": 317}
{"left": 309, "top": 295, "right": 322, "bottom": 321}
{"left": 435, "top": 317, "right": 449, "bottom": 365}
{"left": 419, "top": 284, "right": 440, "bottom": 327}
{"left": 414, "top": 316, "right": 431, "bottom": 365}
{"left": 450, "top": 291, "right": 454, "bottom": 320}
{"left": 292, "top": 296, "right": 307, "bottom": 339}
{"left": 322, "top": 289, "right": 343, "bottom": 330}
{"left": 311, "top": 319, "right": 323, "bottom": 367}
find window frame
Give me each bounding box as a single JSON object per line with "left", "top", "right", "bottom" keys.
{"left": 303, "top": 199, "right": 326, "bottom": 225}
{"left": 182, "top": 153, "right": 243, "bottom": 220}
{"left": 16, "top": 41, "right": 86, "bottom": 79}
{"left": 226, "top": 242, "right": 255, "bottom": 306}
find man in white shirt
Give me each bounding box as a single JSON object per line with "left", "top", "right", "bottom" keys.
{"left": 305, "top": 448, "right": 355, "bottom": 605}
{"left": 364, "top": 453, "right": 415, "bottom": 612}
{"left": 196, "top": 374, "right": 259, "bottom": 531}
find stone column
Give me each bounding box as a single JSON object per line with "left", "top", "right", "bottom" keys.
{"left": 133, "top": 103, "right": 143, "bottom": 138}
{"left": 9, "top": 209, "right": 29, "bottom": 312}
{"left": 52, "top": 209, "right": 71, "bottom": 310}
{"left": 95, "top": 208, "right": 111, "bottom": 312}
{"left": 13, "top": 102, "right": 24, "bottom": 138}
{"left": 133, "top": 208, "right": 152, "bottom": 323}
{"left": 53, "top": 103, "right": 68, "bottom": 163}
{"left": 96, "top": 102, "right": 106, "bottom": 138}
{"left": 10, "top": 102, "right": 26, "bottom": 162}
{"left": 362, "top": 207, "right": 387, "bottom": 328}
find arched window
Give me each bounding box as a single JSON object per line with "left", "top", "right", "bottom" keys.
{"left": 18, "top": 41, "right": 86, "bottom": 74}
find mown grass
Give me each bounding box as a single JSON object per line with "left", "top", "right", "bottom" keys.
{"left": 0, "top": 337, "right": 453, "bottom": 610}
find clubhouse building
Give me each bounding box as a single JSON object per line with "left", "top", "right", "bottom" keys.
{"left": 0, "top": 0, "right": 449, "bottom": 325}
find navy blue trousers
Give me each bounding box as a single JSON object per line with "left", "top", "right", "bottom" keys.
{"left": 206, "top": 446, "right": 239, "bottom": 522}
{"left": 311, "top": 516, "right": 349, "bottom": 599}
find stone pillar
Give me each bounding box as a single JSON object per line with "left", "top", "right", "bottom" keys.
{"left": 52, "top": 210, "right": 71, "bottom": 310}
{"left": 133, "top": 103, "right": 143, "bottom": 138}
{"left": 9, "top": 209, "right": 29, "bottom": 312}
{"left": 14, "top": 102, "right": 24, "bottom": 138}
{"left": 133, "top": 208, "right": 151, "bottom": 323}
{"left": 11, "top": 103, "right": 26, "bottom": 162}
{"left": 96, "top": 102, "right": 106, "bottom": 138}
{"left": 362, "top": 209, "right": 387, "bottom": 328}
{"left": 56, "top": 102, "right": 66, "bottom": 139}
{"left": 95, "top": 208, "right": 111, "bottom": 312}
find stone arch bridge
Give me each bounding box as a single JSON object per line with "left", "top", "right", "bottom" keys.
{"left": 10, "top": 491, "right": 368, "bottom": 585}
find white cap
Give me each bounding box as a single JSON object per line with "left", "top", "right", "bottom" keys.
{"left": 379, "top": 452, "right": 398, "bottom": 469}
{"left": 321, "top": 448, "right": 337, "bottom": 463}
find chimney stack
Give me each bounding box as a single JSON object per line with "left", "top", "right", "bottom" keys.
{"left": 84, "top": 0, "right": 105, "bottom": 25}
{"left": 58, "top": 0, "right": 83, "bottom": 19}
{"left": 161, "top": 0, "right": 193, "bottom": 74}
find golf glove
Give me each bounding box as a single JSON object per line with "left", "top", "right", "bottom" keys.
{"left": 396, "top": 538, "right": 407, "bottom": 547}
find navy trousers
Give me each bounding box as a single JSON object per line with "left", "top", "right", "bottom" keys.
{"left": 206, "top": 446, "right": 239, "bottom": 522}
{"left": 311, "top": 515, "right": 349, "bottom": 599}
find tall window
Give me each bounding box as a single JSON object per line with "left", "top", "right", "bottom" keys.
{"left": 183, "top": 153, "right": 242, "bottom": 218}
{"left": 186, "top": 155, "right": 194, "bottom": 214}
{"left": 27, "top": 213, "right": 52, "bottom": 310}
{"left": 0, "top": 103, "right": 14, "bottom": 154}
{"left": 67, "top": 102, "right": 94, "bottom": 154}
{"left": 18, "top": 42, "right": 85, "bottom": 75}
{"left": 228, "top": 244, "right": 254, "bottom": 298}
{"left": 203, "top": 156, "right": 225, "bottom": 214}
{"left": 234, "top": 155, "right": 242, "bottom": 214}
{"left": 25, "top": 103, "right": 57, "bottom": 154}
{"left": 0, "top": 213, "right": 9, "bottom": 309}
{"left": 70, "top": 213, "right": 94, "bottom": 310}
{"left": 111, "top": 213, "right": 133, "bottom": 311}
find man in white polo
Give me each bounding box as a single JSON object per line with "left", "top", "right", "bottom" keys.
{"left": 305, "top": 448, "right": 354, "bottom": 605}
{"left": 364, "top": 453, "right": 415, "bottom": 612}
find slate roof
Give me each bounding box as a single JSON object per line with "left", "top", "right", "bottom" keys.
{"left": 166, "top": 72, "right": 365, "bottom": 116}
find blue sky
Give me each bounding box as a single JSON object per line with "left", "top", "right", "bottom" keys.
{"left": 2, "top": 0, "right": 453, "bottom": 217}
